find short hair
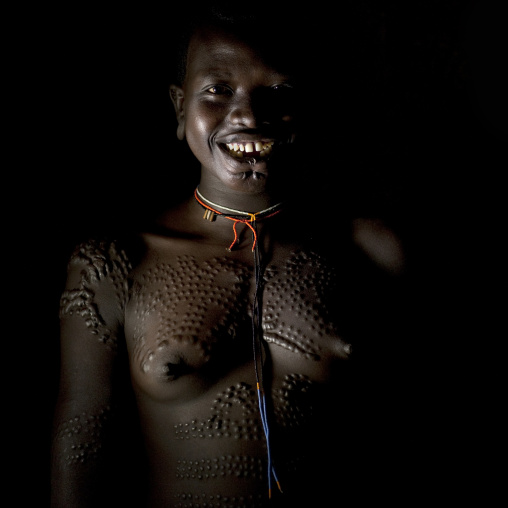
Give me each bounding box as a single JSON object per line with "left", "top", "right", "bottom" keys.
{"left": 172, "top": 3, "right": 303, "bottom": 86}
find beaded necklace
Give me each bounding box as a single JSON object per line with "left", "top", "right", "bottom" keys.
{"left": 194, "top": 187, "right": 283, "bottom": 251}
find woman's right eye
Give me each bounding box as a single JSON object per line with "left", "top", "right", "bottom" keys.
{"left": 206, "top": 85, "right": 232, "bottom": 95}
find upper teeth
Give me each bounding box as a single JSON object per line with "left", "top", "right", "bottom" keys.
{"left": 226, "top": 141, "right": 274, "bottom": 157}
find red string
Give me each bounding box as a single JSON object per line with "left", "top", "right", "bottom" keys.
{"left": 194, "top": 189, "right": 281, "bottom": 251}
{"left": 230, "top": 219, "right": 257, "bottom": 251}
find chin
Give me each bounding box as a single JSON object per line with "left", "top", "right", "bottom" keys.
{"left": 226, "top": 169, "right": 272, "bottom": 193}
{"left": 218, "top": 152, "right": 272, "bottom": 189}
{"left": 203, "top": 142, "right": 293, "bottom": 194}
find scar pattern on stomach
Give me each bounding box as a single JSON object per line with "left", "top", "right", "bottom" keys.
{"left": 173, "top": 381, "right": 263, "bottom": 441}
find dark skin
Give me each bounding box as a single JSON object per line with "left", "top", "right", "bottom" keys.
{"left": 171, "top": 26, "right": 297, "bottom": 207}
{"left": 51, "top": 23, "right": 404, "bottom": 508}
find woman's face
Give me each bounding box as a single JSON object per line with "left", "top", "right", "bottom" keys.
{"left": 172, "top": 26, "right": 298, "bottom": 196}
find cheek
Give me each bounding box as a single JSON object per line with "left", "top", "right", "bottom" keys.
{"left": 189, "top": 114, "right": 209, "bottom": 139}
{"left": 185, "top": 103, "right": 222, "bottom": 155}
{"left": 185, "top": 116, "right": 211, "bottom": 157}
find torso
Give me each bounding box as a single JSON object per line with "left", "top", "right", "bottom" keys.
{"left": 96, "top": 199, "right": 392, "bottom": 508}
{"left": 114, "top": 208, "right": 392, "bottom": 507}
{"left": 58, "top": 187, "right": 405, "bottom": 507}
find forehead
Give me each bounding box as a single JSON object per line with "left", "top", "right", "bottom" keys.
{"left": 186, "top": 25, "right": 294, "bottom": 80}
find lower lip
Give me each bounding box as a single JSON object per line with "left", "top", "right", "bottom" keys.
{"left": 221, "top": 146, "right": 269, "bottom": 166}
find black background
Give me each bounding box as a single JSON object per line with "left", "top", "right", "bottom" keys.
{"left": 7, "top": 1, "right": 504, "bottom": 505}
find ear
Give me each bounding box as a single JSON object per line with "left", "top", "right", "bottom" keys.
{"left": 169, "top": 84, "right": 185, "bottom": 140}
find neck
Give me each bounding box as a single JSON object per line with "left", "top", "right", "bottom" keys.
{"left": 193, "top": 187, "right": 284, "bottom": 252}
{"left": 196, "top": 180, "right": 283, "bottom": 214}
{"left": 195, "top": 187, "right": 283, "bottom": 217}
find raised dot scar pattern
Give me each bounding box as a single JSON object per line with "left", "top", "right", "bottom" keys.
{"left": 173, "top": 492, "right": 264, "bottom": 508}
{"left": 175, "top": 455, "right": 264, "bottom": 482}
{"left": 59, "top": 240, "right": 131, "bottom": 349}
{"left": 54, "top": 406, "right": 112, "bottom": 466}
{"left": 173, "top": 382, "right": 263, "bottom": 441}
{"left": 171, "top": 375, "right": 318, "bottom": 505}
{"left": 130, "top": 255, "right": 253, "bottom": 377}
{"left": 263, "top": 250, "right": 341, "bottom": 360}
{"left": 272, "top": 373, "right": 315, "bottom": 429}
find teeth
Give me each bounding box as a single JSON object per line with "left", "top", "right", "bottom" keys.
{"left": 260, "top": 145, "right": 272, "bottom": 156}
{"left": 226, "top": 141, "right": 274, "bottom": 158}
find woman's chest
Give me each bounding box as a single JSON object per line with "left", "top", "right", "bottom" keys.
{"left": 124, "top": 250, "right": 354, "bottom": 400}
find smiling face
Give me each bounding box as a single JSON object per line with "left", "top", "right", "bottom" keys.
{"left": 170, "top": 25, "right": 299, "bottom": 200}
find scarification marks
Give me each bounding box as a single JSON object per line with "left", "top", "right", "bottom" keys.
{"left": 263, "top": 250, "right": 341, "bottom": 359}
{"left": 272, "top": 373, "right": 315, "bottom": 429}
{"left": 55, "top": 406, "right": 112, "bottom": 465}
{"left": 130, "top": 256, "right": 252, "bottom": 375}
{"left": 175, "top": 455, "right": 264, "bottom": 481}
{"left": 173, "top": 382, "right": 263, "bottom": 441}
{"left": 60, "top": 287, "right": 110, "bottom": 344}
{"left": 170, "top": 377, "right": 319, "bottom": 503}
{"left": 59, "top": 239, "right": 131, "bottom": 349}
{"left": 173, "top": 492, "right": 264, "bottom": 508}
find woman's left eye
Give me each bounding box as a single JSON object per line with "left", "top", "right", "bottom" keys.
{"left": 270, "top": 84, "right": 296, "bottom": 101}
{"left": 271, "top": 83, "right": 294, "bottom": 92}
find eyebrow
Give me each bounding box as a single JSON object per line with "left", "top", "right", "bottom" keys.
{"left": 196, "top": 69, "right": 234, "bottom": 81}
{"left": 196, "top": 68, "right": 292, "bottom": 85}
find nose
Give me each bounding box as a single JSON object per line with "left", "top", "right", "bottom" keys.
{"left": 228, "top": 95, "right": 258, "bottom": 128}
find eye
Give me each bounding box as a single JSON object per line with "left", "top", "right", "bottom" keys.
{"left": 206, "top": 84, "right": 232, "bottom": 95}
{"left": 271, "top": 83, "right": 294, "bottom": 92}
{"left": 270, "top": 83, "right": 296, "bottom": 101}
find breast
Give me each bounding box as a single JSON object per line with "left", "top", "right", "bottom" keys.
{"left": 125, "top": 254, "right": 256, "bottom": 400}
{"left": 262, "top": 250, "right": 353, "bottom": 365}
{"left": 124, "top": 249, "right": 353, "bottom": 401}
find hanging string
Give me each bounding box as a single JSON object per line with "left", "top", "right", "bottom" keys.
{"left": 251, "top": 224, "right": 283, "bottom": 498}
{"left": 194, "top": 187, "right": 283, "bottom": 497}
{"left": 194, "top": 187, "right": 283, "bottom": 251}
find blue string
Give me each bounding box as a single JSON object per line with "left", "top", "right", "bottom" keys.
{"left": 252, "top": 225, "right": 282, "bottom": 497}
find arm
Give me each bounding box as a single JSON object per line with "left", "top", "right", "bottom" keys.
{"left": 50, "top": 239, "right": 132, "bottom": 508}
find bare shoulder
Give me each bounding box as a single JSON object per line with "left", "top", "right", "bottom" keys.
{"left": 352, "top": 217, "right": 406, "bottom": 275}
